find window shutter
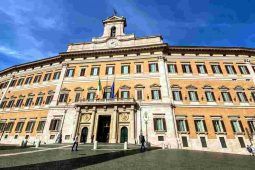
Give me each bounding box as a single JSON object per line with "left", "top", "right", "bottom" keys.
{"left": 49, "top": 120, "right": 54, "bottom": 130}
{"left": 158, "top": 90, "right": 162, "bottom": 99}
{"left": 156, "top": 63, "right": 159, "bottom": 72}
{"left": 221, "top": 120, "right": 226, "bottom": 132}
{"left": 179, "top": 91, "right": 183, "bottom": 100}
{"left": 185, "top": 120, "right": 189, "bottom": 132}
{"left": 174, "top": 64, "right": 177, "bottom": 73}
{"left": 112, "top": 67, "right": 115, "bottom": 74}
{"left": 163, "top": 118, "right": 167, "bottom": 131}
{"left": 239, "top": 120, "right": 244, "bottom": 132}
{"left": 153, "top": 118, "right": 157, "bottom": 131}
{"left": 151, "top": 90, "right": 154, "bottom": 99}
{"left": 203, "top": 120, "right": 207, "bottom": 132}
{"left": 149, "top": 64, "right": 151, "bottom": 72}
{"left": 121, "top": 66, "right": 124, "bottom": 74}
{"left": 176, "top": 120, "right": 180, "bottom": 131}
{"left": 128, "top": 66, "right": 130, "bottom": 74}
{"left": 194, "top": 120, "right": 198, "bottom": 132}
{"left": 212, "top": 120, "right": 217, "bottom": 132}
{"left": 230, "top": 120, "right": 236, "bottom": 132}
{"left": 195, "top": 92, "right": 199, "bottom": 101}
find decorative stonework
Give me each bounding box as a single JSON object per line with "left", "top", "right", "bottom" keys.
{"left": 119, "top": 112, "right": 129, "bottom": 122}
{"left": 81, "top": 113, "right": 91, "bottom": 122}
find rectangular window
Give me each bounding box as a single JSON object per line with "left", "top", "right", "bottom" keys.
{"left": 182, "top": 64, "right": 192, "bottom": 74}
{"left": 181, "top": 136, "right": 189, "bottom": 147}
{"left": 59, "top": 94, "right": 68, "bottom": 103}
{"left": 238, "top": 65, "right": 249, "bottom": 75}
{"left": 0, "top": 101, "right": 7, "bottom": 109}
{"left": 87, "top": 92, "right": 95, "bottom": 101}
{"left": 49, "top": 119, "right": 61, "bottom": 131}
{"left": 24, "top": 77, "right": 33, "bottom": 85}
{"left": 66, "top": 69, "right": 75, "bottom": 77}
{"left": 172, "top": 91, "right": 182, "bottom": 101}
{"left": 136, "top": 90, "right": 143, "bottom": 100}
{"left": 53, "top": 71, "right": 61, "bottom": 80}
{"left": 251, "top": 92, "right": 255, "bottom": 102}
{"left": 0, "top": 123, "right": 6, "bottom": 132}
{"left": 194, "top": 119, "right": 207, "bottom": 133}
{"left": 10, "top": 80, "right": 17, "bottom": 87}
{"left": 236, "top": 92, "right": 248, "bottom": 103}
{"left": 104, "top": 92, "right": 111, "bottom": 99}
{"left": 15, "top": 99, "right": 23, "bottom": 108}
{"left": 106, "top": 66, "right": 114, "bottom": 75}
{"left": 135, "top": 64, "right": 142, "bottom": 73}
{"left": 238, "top": 137, "right": 246, "bottom": 148}
{"left": 37, "top": 121, "right": 46, "bottom": 132}
{"left": 167, "top": 64, "right": 177, "bottom": 73}
{"left": 17, "top": 78, "right": 24, "bottom": 86}
{"left": 91, "top": 67, "right": 100, "bottom": 76}
{"left": 6, "top": 100, "right": 15, "bottom": 108}
{"left": 33, "top": 75, "right": 42, "bottom": 83}
{"left": 151, "top": 90, "right": 161, "bottom": 100}
{"left": 212, "top": 120, "right": 226, "bottom": 133}
{"left": 75, "top": 93, "right": 81, "bottom": 102}
{"left": 188, "top": 91, "right": 199, "bottom": 102}
{"left": 4, "top": 122, "right": 14, "bottom": 132}
{"left": 35, "top": 96, "right": 43, "bottom": 106}
{"left": 225, "top": 65, "right": 236, "bottom": 74}
{"left": 149, "top": 63, "right": 159, "bottom": 73}
{"left": 15, "top": 122, "right": 24, "bottom": 132}
{"left": 121, "top": 91, "right": 130, "bottom": 99}
{"left": 80, "top": 68, "right": 86, "bottom": 76}
{"left": 153, "top": 118, "right": 166, "bottom": 131}
{"left": 25, "top": 121, "right": 35, "bottom": 132}
{"left": 158, "top": 136, "right": 164, "bottom": 141}
{"left": 197, "top": 64, "right": 207, "bottom": 74}
{"left": 45, "top": 95, "right": 53, "bottom": 105}
{"left": 211, "top": 64, "right": 222, "bottom": 74}
{"left": 25, "top": 98, "right": 33, "bottom": 107}
{"left": 121, "top": 65, "right": 130, "bottom": 74}
{"left": 43, "top": 73, "right": 52, "bottom": 81}
{"left": 219, "top": 137, "right": 227, "bottom": 148}
{"left": 205, "top": 91, "right": 215, "bottom": 102}
{"left": 200, "top": 137, "right": 207, "bottom": 148}
{"left": 230, "top": 120, "right": 244, "bottom": 133}
{"left": 176, "top": 119, "right": 189, "bottom": 132}
{"left": 247, "top": 120, "right": 255, "bottom": 133}
{"left": 221, "top": 92, "right": 232, "bottom": 102}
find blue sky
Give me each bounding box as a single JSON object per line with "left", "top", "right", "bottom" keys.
{"left": 0, "top": 0, "right": 254, "bottom": 70}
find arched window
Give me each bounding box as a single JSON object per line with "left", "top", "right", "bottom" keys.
{"left": 110, "top": 26, "right": 116, "bottom": 37}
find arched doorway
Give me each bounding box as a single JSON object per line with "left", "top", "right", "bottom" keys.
{"left": 80, "top": 127, "right": 88, "bottom": 143}
{"left": 120, "top": 126, "right": 128, "bottom": 143}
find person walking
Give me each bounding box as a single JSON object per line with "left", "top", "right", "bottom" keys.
{"left": 72, "top": 134, "right": 79, "bottom": 151}
{"left": 246, "top": 145, "right": 255, "bottom": 156}
{"left": 140, "top": 134, "right": 146, "bottom": 152}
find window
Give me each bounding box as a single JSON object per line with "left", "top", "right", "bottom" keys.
{"left": 221, "top": 92, "right": 232, "bottom": 102}
{"left": 25, "top": 97, "right": 33, "bottom": 107}
{"left": 45, "top": 95, "right": 53, "bottom": 105}
{"left": 75, "top": 93, "right": 81, "bottom": 102}
{"left": 136, "top": 90, "right": 143, "bottom": 100}
{"left": 182, "top": 64, "right": 192, "bottom": 74}
{"left": 15, "top": 122, "right": 24, "bottom": 132}
{"left": 15, "top": 99, "right": 23, "bottom": 108}
{"left": 6, "top": 100, "right": 15, "bottom": 108}
{"left": 106, "top": 66, "right": 114, "bottom": 75}
{"left": 194, "top": 119, "right": 207, "bottom": 133}
{"left": 211, "top": 64, "right": 222, "bottom": 74}
{"left": 35, "top": 96, "right": 43, "bottom": 106}
{"left": 33, "top": 75, "right": 41, "bottom": 83}
{"left": 10, "top": 80, "right": 17, "bottom": 87}
{"left": 4, "top": 122, "right": 14, "bottom": 132}
{"left": 0, "top": 122, "right": 6, "bottom": 132}
{"left": 121, "top": 65, "right": 130, "bottom": 74}
{"left": 167, "top": 64, "right": 177, "bottom": 73}
{"left": 110, "top": 26, "right": 116, "bottom": 37}
{"left": 53, "top": 71, "right": 61, "bottom": 80}
{"left": 181, "top": 136, "right": 189, "bottom": 147}
{"left": 59, "top": 94, "right": 68, "bottom": 103}
{"left": 25, "top": 121, "right": 35, "bottom": 132}
{"left": 121, "top": 91, "right": 130, "bottom": 99}
{"left": 135, "top": 64, "right": 142, "bottom": 73}
{"left": 225, "top": 65, "right": 236, "bottom": 74}
{"left": 176, "top": 119, "right": 189, "bottom": 132}
{"left": 153, "top": 118, "right": 166, "bottom": 131}
{"left": 247, "top": 119, "right": 255, "bottom": 133}
{"left": 43, "top": 73, "right": 52, "bottom": 81}
{"left": 151, "top": 90, "right": 161, "bottom": 100}
{"left": 236, "top": 92, "right": 248, "bottom": 103}
{"left": 205, "top": 91, "right": 215, "bottom": 102}
{"left": 197, "top": 64, "right": 207, "bottom": 74}
{"left": 0, "top": 101, "right": 7, "bottom": 109}
{"left": 158, "top": 136, "right": 164, "bottom": 141}
{"left": 37, "top": 121, "right": 46, "bottom": 132}
{"left": 104, "top": 91, "right": 111, "bottom": 99}
{"left": 80, "top": 68, "right": 86, "bottom": 76}
{"left": 219, "top": 137, "right": 227, "bottom": 148}
{"left": 230, "top": 119, "right": 244, "bottom": 133}
{"left": 65, "top": 69, "right": 75, "bottom": 77}
{"left": 172, "top": 90, "right": 182, "bottom": 101}
{"left": 24, "top": 77, "right": 33, "bottom": 85}
{"left": 49, "top": 119, "right": 61, "bottom": 131}
{"left": 87, "top": 92, "right": 95, "bottom": 101}
{"left": 212, "top": 119, "right": 226, "bottom": 133}
{"left": 238, "top": 137, "right": 246, "bottom": 148}
{"left": 200, "top": 137, "right": 207, "bottom": 148}
{"left": 17, "top": 78, "right": 24, "bottom": 86}
{"left": 149, "top": 63, "right": 159, "bottom": 73}
{"left": 251, "top": 92, "right": 255, "bottom": 102}
{"left": 238, "top": 65, "right": 249, "bottom": 75}
{"left": 91, "top": 67, "right": 100, "bottom": 76}
{"left": 188, "top": 91, "right": 199, "bottom": 102}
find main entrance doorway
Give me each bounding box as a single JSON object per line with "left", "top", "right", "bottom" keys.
{"left": 97, "top": 115, "right": 111, "bottom": 142}
{"left": 80, "top": 127, "right": 88, "bottom": 143}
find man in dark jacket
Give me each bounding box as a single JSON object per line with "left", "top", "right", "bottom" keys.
{"left": 140, "top": 134, "right": 146, "bottom": 152}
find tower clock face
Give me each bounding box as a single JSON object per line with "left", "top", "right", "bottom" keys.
{"left": 107, "top": 39, "right": 119, "bottom": 48}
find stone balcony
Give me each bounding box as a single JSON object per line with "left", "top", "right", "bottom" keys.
{"left": 75, "top": 98, "right": 137, "bottom": 107}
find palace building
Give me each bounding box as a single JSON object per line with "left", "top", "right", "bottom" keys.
{"left": 0, "top": 14, "right": 255, "bottom": 154}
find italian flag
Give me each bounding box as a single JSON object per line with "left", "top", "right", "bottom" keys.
{"left": 96, "top": 78, "right": 102, "bottom": 99}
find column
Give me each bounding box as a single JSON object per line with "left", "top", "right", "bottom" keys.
{"left": 50, "top": 64, "right": 67, "bottom": 106}
{"left": 158, "top": 56, "right": 171, "bottom": 102}
{"left": 0, "top": 75, "right": 14, "bottom": 106}
{"left": 129, "top": 106, "right": 135, "bottom": 144}
{"left": 88, "top": 107, "right": 96, "bottom": 143}
{"left": 245, "top": 61, "right": 255, "bottom": 84}
{"left": 110, "top": 106, "right": 118, "bottom": 143}
{"left": 72, "top": 107, "right": 81, "bottom": 138}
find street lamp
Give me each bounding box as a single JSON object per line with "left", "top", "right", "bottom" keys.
{"left": 144, "top": 111, "right": 149, "bottom": 144}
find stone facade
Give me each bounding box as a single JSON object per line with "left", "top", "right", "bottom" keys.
{"left": 0, "top": 15, "right": 255, "bottom": 155}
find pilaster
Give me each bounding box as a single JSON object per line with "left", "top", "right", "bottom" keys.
{"left": 110, "top": 106, "right": 118, "bottom": 143}
{"left": 0, "top": 75, "right": 14, "bottom": 106}
{"left": 88, "top": 107, "right": 96, "bottom": 143}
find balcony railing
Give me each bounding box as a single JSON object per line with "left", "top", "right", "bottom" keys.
{"left": 75, "top": 98, "right": 137, "bottom": 106}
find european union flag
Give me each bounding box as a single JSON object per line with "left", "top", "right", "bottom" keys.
{"left": 110, "top": 80, "right": 115, "bottom": 99}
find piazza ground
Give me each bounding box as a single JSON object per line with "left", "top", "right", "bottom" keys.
{"left": 0, "top": 144, "right": 254, "bottom": 170}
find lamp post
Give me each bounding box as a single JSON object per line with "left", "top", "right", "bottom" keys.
{"left": 139, "top": 100, "right": 143, "bottom": 137}
{"left": 144, "top": 111, "right": 149, "bottom": 144}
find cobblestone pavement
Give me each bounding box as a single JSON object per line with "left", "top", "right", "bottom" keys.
{"left": 0, "top": 144, "right": 254, "bottom": 170}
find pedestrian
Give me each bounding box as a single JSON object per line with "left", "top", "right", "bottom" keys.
{"left": 140, "top": 134, "right": 146, "bottom": 152}
{"left": 72, "top": 134, "right": 79, "bottom": 151}
{"left": 246, "top": 145, "right": 254, "bottom": 156}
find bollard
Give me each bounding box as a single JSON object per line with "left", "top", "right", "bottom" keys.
{"left": 20, "top": 140, "right": 24, "bottom": 147}
{"left": 124, "top": 142, "right": 128, "bottom": 150}
{"left": 162, "top": 143, "right": 165, "bottom": 150}
{"left": 93, "top": 141, "right": 98, "bottom": 150}
{"left": 35, "top": 139, "right": 41, "bottom": 148}
{"left": 23, "top": 139, "right": 28, "bottom": 147}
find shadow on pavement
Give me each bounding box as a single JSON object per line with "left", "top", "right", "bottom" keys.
{"left": 7, "top": 147, "right": 159, "bottom": 170}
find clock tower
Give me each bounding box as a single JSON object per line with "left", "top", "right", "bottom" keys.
{"left": 101, "top": 15, "right": 127, "bottom": 38}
